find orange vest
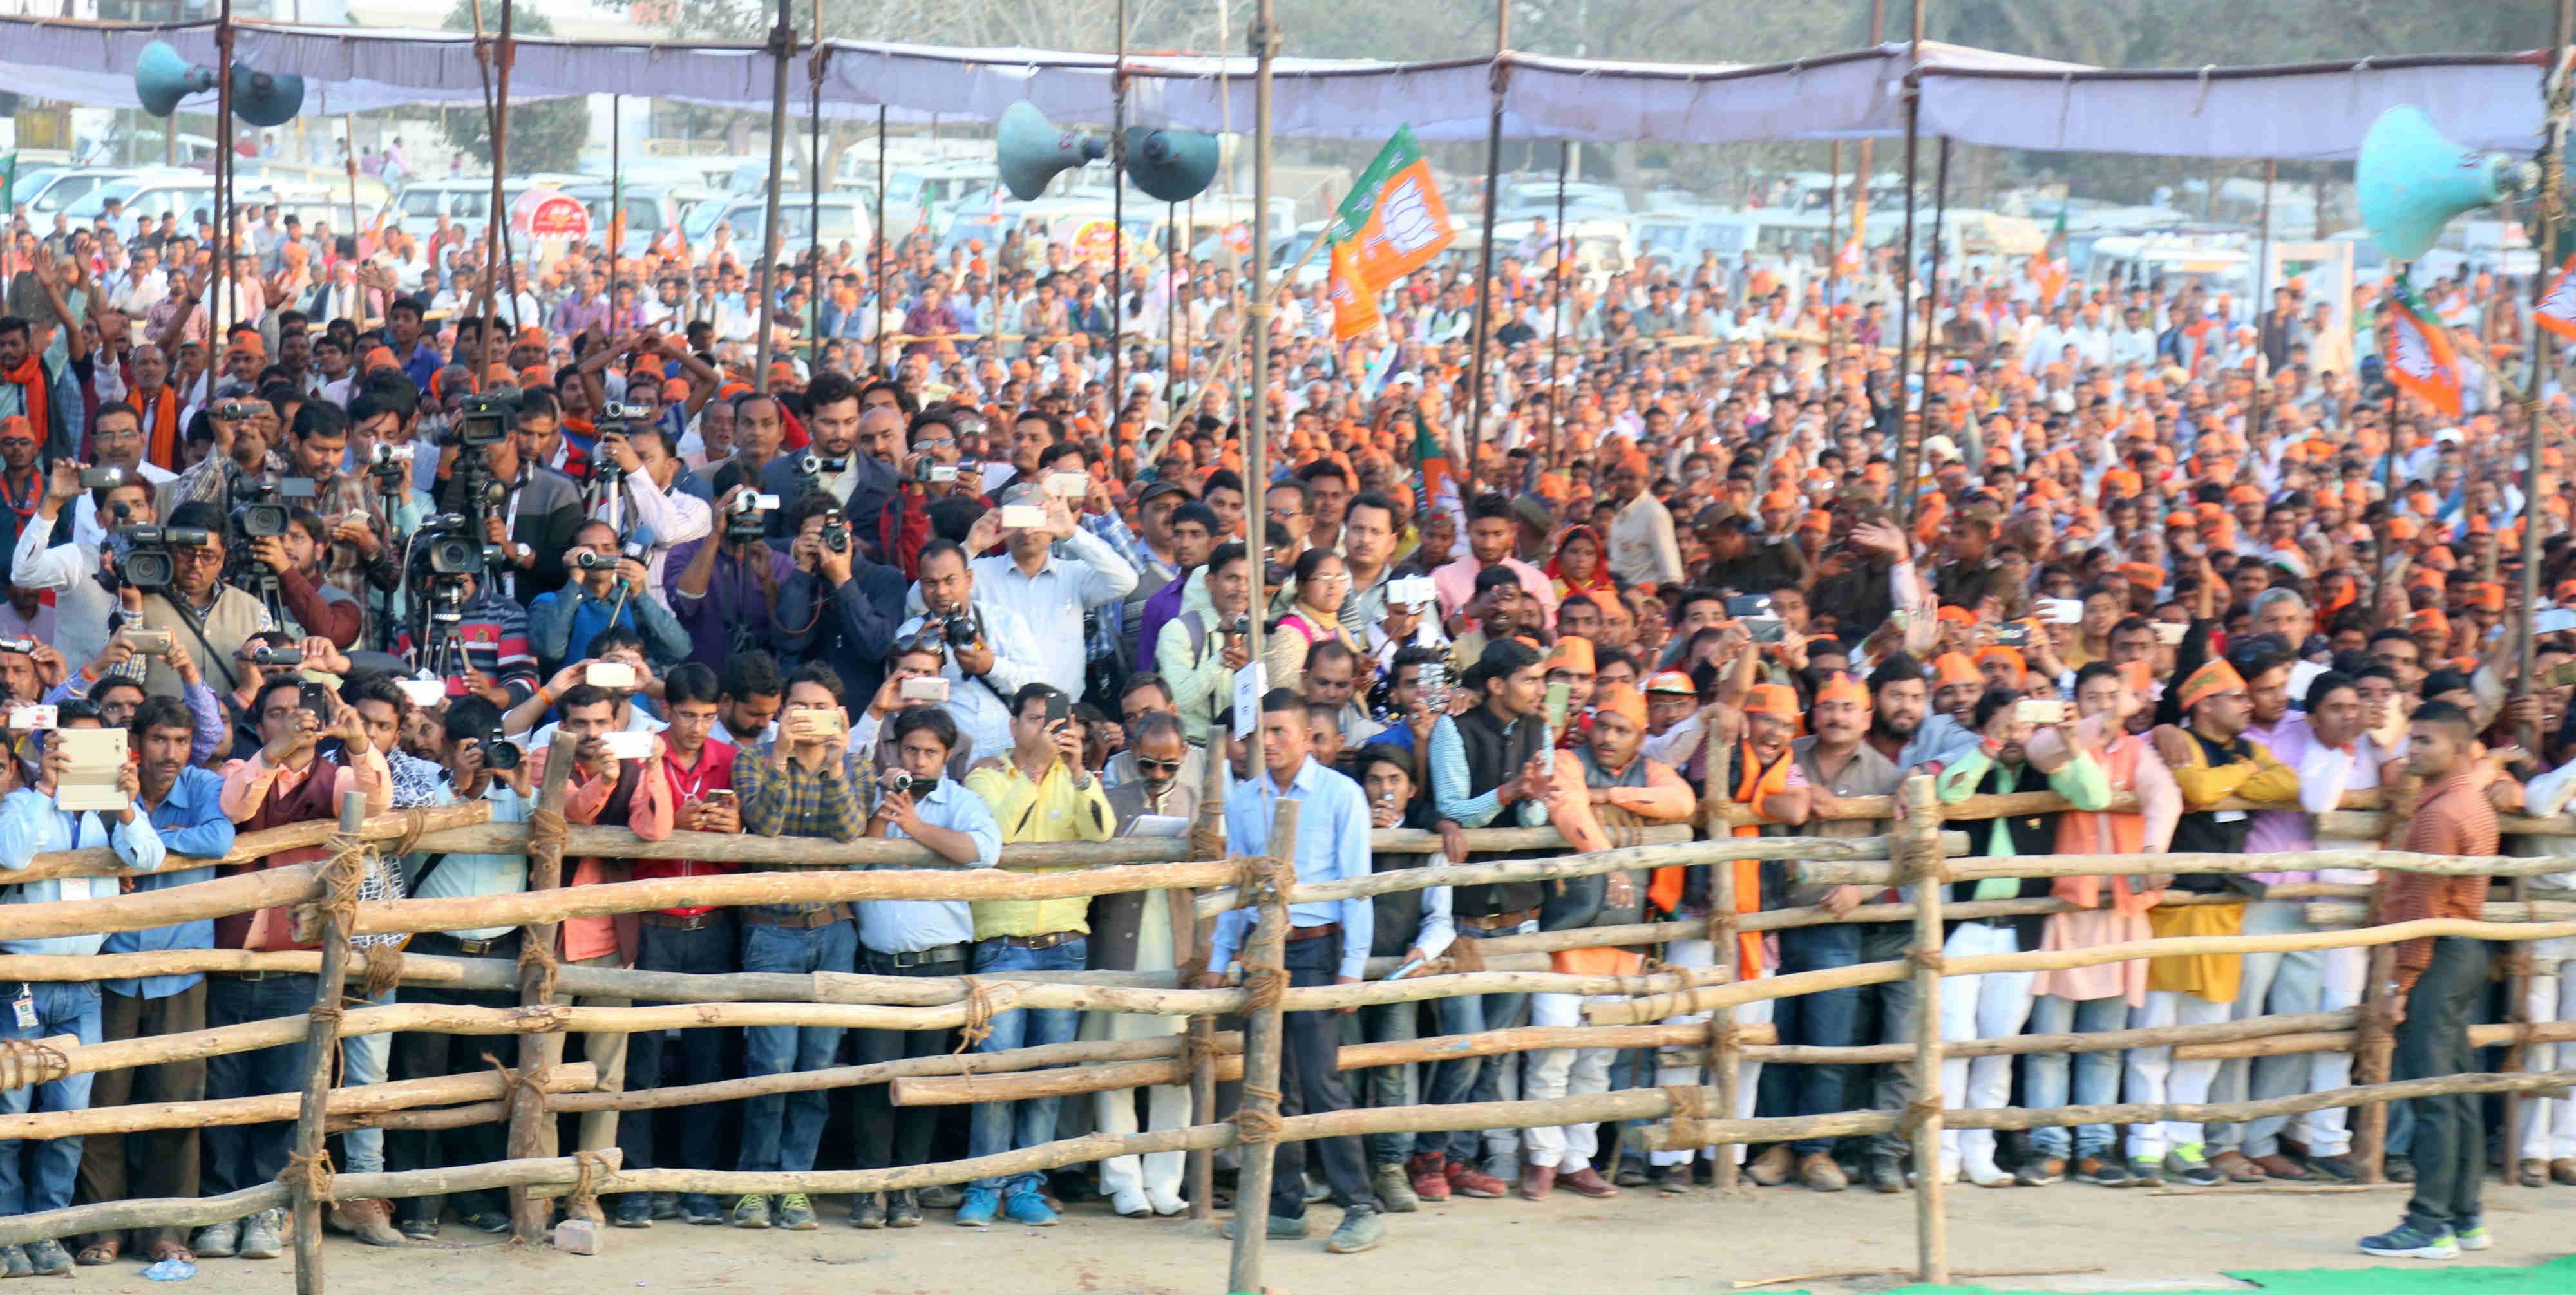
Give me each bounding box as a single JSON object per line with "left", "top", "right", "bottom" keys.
{"left": 1648, "top": 737, "right": 1781, "bottom": 971}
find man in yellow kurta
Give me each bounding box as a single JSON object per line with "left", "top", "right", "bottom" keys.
{"left": 956, "top": 683, "right": 1114, "bottom": 1227}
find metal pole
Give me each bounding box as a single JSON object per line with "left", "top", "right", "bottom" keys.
{"left": 1112, "top": 0, "right": 1128, "bottom": 441}
{"left": 1166, "top": 200, "right": 1178, "bottom": 419}
{"left": 343, "top": 113, "right": 361, "bottom": 263}
{"left": 2252, "top": 158, "right": 2275, "bottom": 442}
{"left": 1918, "top": 135, "right": 1947, "bottom": 432}
{"left": 874, "top": 104, "right": 887, "bottom": 377}
{"left": 807, "top": 1, "right": 823, "bottom": 368}
{"left": 1546, "top": 139, "right": 1567, "bottom": 464}
{"left": 469, "top": 0, "right": 515, "bottom": 375}
{"left": 753, "top": 0, "right": 793, "bottom": 392}
{"left": 611, "top": 94, "right": 623, "bottom": 270}
{"left": 1824, "top": 138, "right": 1841, "bottom": 375}
{"left": 1889, "top": 53, "right": 1922, "bottom": 524}
{"left": 215, "top": 0, "right": 234, "bottom": 342}
{"left": 1461, "top": 0, "right": 1510, "bottom": 496}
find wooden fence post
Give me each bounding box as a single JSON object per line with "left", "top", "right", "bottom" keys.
{"left": 287, "top": 790, "right": 370, "bottom": 1295}
{"left": 1701, "top": 693, "right": 1739, "bottom": 1191}
{"left": 2351, "top": 943, "right": 2398, "bottom": 1183}
{"left": 1185, "top": 748, "right": 1229, "bottom": 1221}
{"left": 509, "top": 732, "right": 582, "bottom": 1242}
{"left": 2502, "top": 875, "right": 2532, "bottom": 1182}
{"left": 1897, "top": 775, "right": 1947, "bottom": 1285}
{"left": 1225, "top": 802, "right": 1299, "bottom": 1295}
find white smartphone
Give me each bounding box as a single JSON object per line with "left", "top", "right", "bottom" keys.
{"left": 2013, "top": 699, "right": 2069, "bottom": 725}
{"left": 598, "top": 730, "right": 658, "bottom": 760}
{"left": 999, "top": 504, "right": 1048, "bottom": 530}
{"left": 2151, "top": 621, "right": 2187, "bottom": 646}
{"left": 586, "top": 661, "right": 639, "bottom": 689}
{"left": 8, "top": 705, "right": 57, "bottom": 732}
{"left": 1046, "top": 471, "right": 1089, "bottom": 499}
{"left": 898, "top": 676, "right": 951, "bottom": 703}
{"left": 55, "top": 728, "right": 128, "bottom": 812}
{"left": 2038, "top": 598, "right": 2083, "bottom": 625}
{"left": 397, "top": 679, "right": 448, "bottom": 708}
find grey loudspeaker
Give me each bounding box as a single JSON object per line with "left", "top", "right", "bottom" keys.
{"left": 997, "top": 101, "right": 1106, "bottom": 202}
{"left": 1125, "top": 128, "right": 1218, "bottom": 203}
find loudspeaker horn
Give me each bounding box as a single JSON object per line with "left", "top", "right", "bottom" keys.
{"left": 997, "top": 100, "right": 1106, "bottom": 202}
{"left": 2356, "top": 105, "right": 2536, "bottom": 263}
{"left": 227, "top": 62, "right": 307, "bottom": 128}
{"left": 134, "top": 40, "right": 216, "bottom": 118}
{"left": 1124, "top": 127, "right": 1219, "bottom": 203}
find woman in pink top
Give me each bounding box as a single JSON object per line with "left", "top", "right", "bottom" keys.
{"left": 1264, "top": 548, "right": 1358, "bottom": 695}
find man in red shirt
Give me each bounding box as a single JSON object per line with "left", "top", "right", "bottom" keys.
{"left": 614, "top": 661, "right": 741, "bottom": 1227}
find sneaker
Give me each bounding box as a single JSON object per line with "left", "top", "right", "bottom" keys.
{"left": 397, "top": 1214, "right": 440, "bottom": 1242}
{"left": 2072, "top": 1156, "right": 2132, "bottom": 1187}
{"left": 2128, "top": 1158, "right": 2166, "bottom": 1187}
{"left": 681, "top": 1193, "right": 726, "bottom": 1225}
{"left": 729, "top": 1194, "right": 772, "bottom": 1229}
{"left": 919, "top": 1183, "right": 966, "bottom": 1210}
{"left": 773, "top": 1193, "right": 819, "bottom": 1230}
{"left": 461, "top": 1209, "right": 513, "bottom": 1234}
{"left": 650, "top": 1192, "right": 681, "bottom": 1221}
{"left": 190, "top": 1220, "right": 237, "bottom": 1260}
{"left": 1303, "top": 1177, "right": 1331, "bottom": 1204}
{"left": 999, "top": 1188, "right": 1057, "bottom": 1227}
{"left": 1372, "top": 1162, "right": 1420, "bottom": 1213}
{"left": 1406, "top": 1152, "right": 1451, "bottom": 1203}
{"left": 1867, "top": 1152, "right": 1907, "bottom": 1194}
{"left": 1325, "top": 1205, "right": 1386, "bottom": 1255}
{"left": 2358, "top": 1218, "right": 2458, "bottom": 1259}
{"left": 237, "top": 1209, "right": 285, "bottom": 1260}
{"left": 1445, "top": 1157, "right": 1508, "bottom": 1199}
{"left": 848, "top": 1193, "right": 886, "bottom": 1229}
{"left": 886, "top": 1190, "right": 923, "bottom": 1228}
{"left": 1220, "top": 1213, "right": 1309, "bottom": 1240}
{"left": 2384, "top": 1153, "right": 2416, "bottom": 1183}
{"left": 2164, "top": 1145, "right": 2222, "bottom": 1187}
{"left": 1109, "top": 1186, "right": 1151, "bottom": 1219}
{"left": 2455, "top": 1217, "right": 2492, "bottom": 1251}
{"left": 1615, "top": 1157, "right": 1650, "bottom": 1188}
{"left": 954, "top": 1186, "right": 999, "bottom": 1227}
{"left": 23, "top": 1240, "right": 71, "bottom": 1277}
{"left": 2015, "top": 1156, "right": 2066, "bottom": 1186}
{"left": 2307, "top": 1153, "right": 2361, "bottom": 1184}
{"left": 612, "top": 1193, "right": 654, "bottom": 1229}
{"left": 0, "top": 1245, "right": 28, "bottom": 1279}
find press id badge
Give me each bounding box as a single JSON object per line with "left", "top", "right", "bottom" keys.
{"left": 12, "top": 987, "right": 35, "bottom": 1030}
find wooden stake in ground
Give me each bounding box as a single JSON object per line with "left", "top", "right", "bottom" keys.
{"left": 1703, "top": 713, "right": 1741, "bottom": 1192}
{"left": 1185, "top": 741, "right": 1228, "bottom": 1222}
{"left": 1899, "top": 775, "right": 1948, "bottom": 1285}
{"left": 509, "top": 732, "right": 580, "bottom": 1241}
{"left": 1226, "top": 804, "right": 1298, "bottom": 1295}
{"left": 2351, "top": 942, "right": 2398, "bottom": 1183}
{"left": 289, "top": 790, "right": 369, "bottom": 1295}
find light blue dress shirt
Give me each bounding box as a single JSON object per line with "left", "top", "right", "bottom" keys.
{"left": 1208, "top": 757, "right": 1374, "bottom": 981}
{"left": 100, "top": 767, "right": 236, "bottom": 998}
{"left": 858, "top": 777, "right": 1003, "bottom": 954}
{"left": 0, "top": 789, "right": 168, "bottom": 957}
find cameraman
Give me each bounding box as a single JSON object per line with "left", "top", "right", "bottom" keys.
{"left": 873, "top": 406, "right": 976, "bottom": 581}
{"left": 158, "top": 395, "right": 281, "bottom": 517}
{"left": 113, "top": 500, "right": 276, "bottom": 699}
{"left": 437, "top": 390, "right": 585, "bottom": 604}
{"left": 589, "top": 421, "right": 709, "bottom": 594}
{"left": 527, "top": 520, "right": 690, "bottom": 674}
{"left": 895, "top": 538, "right": 1042, "bottom": 766}
{"left": 67, "top": 401, "right": 176, "bottom": 550}
{"left": 776, "top": 491, "right": 906, "bottom": 709}
{"left": 388, "top": 569, "right": 542, "bottom": 711}
{"left": 14, "top": 455, "right": 157, "bottom": 668}
{"left": 665, "top": 486, "right": 793, "bottom": 669}
{"left": 248, "top": 509, "right": 362, "bottom": 649}
{"left": 757, "top": 374, "right": 893, "bottom": 553}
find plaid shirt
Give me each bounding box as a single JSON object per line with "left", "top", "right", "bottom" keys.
{"left": 1081, "top": 509, "right": 1146, "bottom": 666}
{"left": 733, "top": 741, "right": 866, "bottom": 915}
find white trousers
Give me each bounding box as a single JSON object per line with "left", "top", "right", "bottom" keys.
{"left": 1649, "top": 939, "right": 1771, "bottom": 1166}
{"left": 1524, "top": 992, "right": 1621, "bottom": 1171}
{"left": 2519, "top": 938, "right": 2576, "bottom": 1161}
{"left": 2124, "top": 990, "right": 2231, "bottom": 1160}
{"left": 1936, "top": 922, "right": 2037, "bottom": 1168}
{"left": 1096, "top": 1081, "right": 1191, "bottom": 1198}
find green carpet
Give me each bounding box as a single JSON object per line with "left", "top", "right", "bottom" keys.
{"left": 1875, "top": 1251, "right": 2576, "bottom": 1294}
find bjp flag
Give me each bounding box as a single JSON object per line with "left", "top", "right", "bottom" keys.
{"left": 2539, "top": 254, "right": 2576, "bottom": 341}
{"left": 1327, "top": 238, "right": 1380, "bottom": 341}
{"left": 1835, "top": 197, "right": 1867, "bottom": 276}
{"left": 2386, "top": 294, "right": 2465, "bottom": 417}
{"left": 1331, "top": 126, "right": 1454, "bottom": 293}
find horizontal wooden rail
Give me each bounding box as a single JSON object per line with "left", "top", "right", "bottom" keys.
{"left": 1795, "top": 849, "right": 2574, "bottom": 889}
{"left": 0, "top": 1152, "right": 620, "bottom": 1249}
{"left": 0, "top": 1063, "right": 594, "bottom": 1143}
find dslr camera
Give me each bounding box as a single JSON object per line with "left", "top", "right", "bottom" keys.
{"left": 921, "top": 608, "right": 980, "bottom": 648}
{"left": 475, "top": 727, "right": 522, "bottom": 771}
{"left": 819, "top": 506, "right": 849, "bottom": 555}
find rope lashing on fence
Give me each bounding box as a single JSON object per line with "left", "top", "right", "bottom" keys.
{"left": 1662, "top": 1084, "right": 1707, "bottom": 1147}
{"left": 1908, "top": 947, "right": 1949, "bottom": 974}
{"left": 359, "top": 943, "right": 404, "bottom": 1003}
{"left": 293, "top": 829, "right": 375, "bottom": 946}
{"left": 565, "top": 1148, "right": 614, "bottom": 1218}
{"left": 0, "top": 1037, "right": 68, "bottom": 1092}
{"left": 385, "top": 806, "right": 433, "bottom": 862}
{"left": 483, "top": 1051, "right": 550, "bottom": 1111}
{"left": 1233, "top": 1082, "right": 1286, "bottom": 1144}
{"left": 953, "top": 976, "right": 997, "bottom": 1052}
{"left": 281, "top": 1144, "right": 334, "bottom": 1204}
{"left": 516, "top": 805, "right": 567, "bottom": 1012}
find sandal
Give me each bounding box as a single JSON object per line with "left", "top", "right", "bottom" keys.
{"left": 74, "top": 1238, "right": 118, "bottom": 1267}
{"left": 146, "top": 1241, "right": 194, "bottom": 1265}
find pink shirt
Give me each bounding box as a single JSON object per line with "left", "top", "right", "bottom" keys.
{"left": 1430, "top": 556, "right": 1560, "bottom": 630}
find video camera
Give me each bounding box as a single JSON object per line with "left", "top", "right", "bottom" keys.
{"left": 108, "top": 522, "right": 210, "bottom": 594}
{"left": 417, "top": 512, "right": 495, "bottom": 579}
{"left": 880, "top": 769, "right": 934, "bottom": 797}
{"left": 724, "top": 491, "right": 778, "bottom": 545}
{"left": 454, "top": 393, "right": 512, "bottom": 449}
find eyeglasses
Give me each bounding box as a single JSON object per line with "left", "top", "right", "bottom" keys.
{"left": 1135, "top": 757, "right": 1184, "bottom": 774}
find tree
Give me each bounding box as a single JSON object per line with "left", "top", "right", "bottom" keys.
{"left": 438, "top": 0, "right": 591, "bottom": 175}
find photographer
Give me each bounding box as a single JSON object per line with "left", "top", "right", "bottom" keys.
{"left": 871, "top": 405, "right": 978, "bottom": 581}
{"left": 1158, "top": 541, "right": 1255, "bottom": 746}
{"left": 895, "top": 538, "right": 1041, "bottom": 767}
{"left": 389, "top": 569, "right": 541, "bottom": 710}
{"left": 589, "top": 419, "right": 710, "bottom": 594}
{"left": 437, "top": 391, "right": 584, "bottom": 604}
{"left": 665, "top": 486, "right": 794, "bottom": 669}
{"left": 527, "top": 520, "right": 691, "bottom": 674}
{"left": 14, "top": 455, "right": 157, "bottom": 668}
{"left": 113, "top": 500, "right": 277, "bottom": 699}
{"left": 756, "top": 375, "right": 894, "bottom": 553}
{"left": 158, "top": 395, "right": 281, "bottom": 518}
{"left": 67, "top": 401, "right": 176, "bottom": 551}
{"left": 965, "top": 484, "right": 1137, "bottom": 704}
{"left": 244, "top": 508, "right": 363, "bottom": 649}
{"left": 777, "top": 491, "right": 907, "bottom": 708}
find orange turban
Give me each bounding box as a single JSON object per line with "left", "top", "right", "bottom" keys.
{"left": 1932, "top": 652, "right": 1983, "bottom": 690}
{"left": 1814, "top": 673, "right": 1870, "bottom": 708}
{"left": 2176, "top": 659, "right": 2246, "bottom": 712}
{"left": 1593, "top": 682, "right": 1647, "bottom": 729}
{"left": 1546, "top": 636, "right": 1595, "bottom": 676}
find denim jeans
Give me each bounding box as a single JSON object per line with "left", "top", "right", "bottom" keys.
{"left": 388, "top": 933, "right": 520, "bottom": 1225}
{"left": 2025, "top": 994, "right": 2126, "bottom": 1158}
{"left": 1417, "top": 920, "right": 1532, "bottom": 1163}
{"left": 1351, "top": 997, "right": 1422, "bottom": 1167}
{"left": 203, "top": 972, "right": 317, "bottom": 1198}
{"left": 337, "top": 988, "right": 397, "bottom": 1173}
{"left": 0, "top": 981, "right": 101, "bottom": 1216}
{"left": 967, "top": 935, "right": 1088, "bottom": 1193}
{"left": 735, "top": 919, "right": 857, "bottom": 1175}
{"left": 620, "top": 917, "right": 739, "bottom": 1177}
{"left": 1754, "top": 923, "right": 1862, "bottom": 1155}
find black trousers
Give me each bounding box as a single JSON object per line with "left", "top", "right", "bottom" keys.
{"left": 851, "top": 949, "right": 966, "bottom": 1173}
{"left": 1268, "top": 932, "right": 1378, "bottom": 1220}
{"left": 387, "top": 931, "right": 524, "bottom": 1223}
{"left": 616, "top": 916, "right": 739, "bottom": 1179}
{"left": 2396, "top": 936, "right": 2491, "bottom": 1233}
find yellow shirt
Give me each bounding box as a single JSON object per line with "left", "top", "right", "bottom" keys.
{"left": 964, "top": 757, "right": 1115, "bottom": 940}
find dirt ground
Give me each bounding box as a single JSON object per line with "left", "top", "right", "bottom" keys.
{"left": 53, "top": 1178, "right": 2576, "bottom": 1294}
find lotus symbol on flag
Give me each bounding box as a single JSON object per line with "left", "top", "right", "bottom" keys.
{"left": 511, "top": 187, "right": 592, "bottom": 241}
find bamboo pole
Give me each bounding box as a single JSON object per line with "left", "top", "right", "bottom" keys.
{"left": 1900, "top": 775, "right": 1947, "bottom": 1285}
{"left": 0, "top": 1063, "right": 596, "bottom": 1143}
{"left": 2174, "top": 1019, "right": 2576, "bottom": 1063}
{"left": 0, "top": 802, "right": 493, "bottom": 884}
{"left": 289, "top": 791, "right": 367, "bottom": 1295}
{"left": 509, "top": 730, "right": 580, "bottom": 1240}
{"left": 1228, "top": 802, "right": 1296, "bottom": 1294}
{"left": 1702, "top": 700, "right": 1742, "bottom": 1192}
{"left": 549, "top": 1034, "right": 1226, "bottom": 1114}
{"left": 1796, "top": 849, "right": 2561, "bottom": 888}
{"left": 2304, "top": 899, "right": 2576, "bottom": 927}
{"left": 2351, "top": 943, "right": 2398, "bottom": 1183}
{"left": 1186, "top": 723, "right": 1230, "bottom": 1222}
{"left": 0, "top": 1152, "right": 619, "bottom": 1249}
{"left": 1688, "top": 1010, "right": 2358, "bottom": 1069}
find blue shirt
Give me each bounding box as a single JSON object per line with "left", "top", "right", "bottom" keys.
{"left": 101, "top": 767, "right": 237, "bottom": 998}
{"left": 858, "top": 777, "right": 1003, "bottom": 954}
{"left": 0, "top": 789, "right": 169, "bottom": 958}
{"left": 1208, "top": 757, "right": 1374, "bottom": 980}
{"left": 413, "top": 781, "right": 531, "bottom": 941}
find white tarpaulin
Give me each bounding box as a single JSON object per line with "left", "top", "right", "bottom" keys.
{"left": 0, "top": 16, "right": 2544, "bottom": 159}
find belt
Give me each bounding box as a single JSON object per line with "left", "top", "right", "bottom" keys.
{"left": 1459, "top": 907, "right": 1539, "bottom": 932}
{"left": 990, "top": 930, "right": 1081, "bottom": 951}
{"left": 741, "top": 904, "right": 851, "bottom": 929}
{"left": 423, "top": 931, "right": 518, "bottom": 957}
{"left": 641, "top": 911, "right": 727, "bottom": 931}
{"left": 875, "top": 943, "right": 969, "bottom": 969}
{"left": 1283, "top": 922, "right": 1341, "bottom": 943}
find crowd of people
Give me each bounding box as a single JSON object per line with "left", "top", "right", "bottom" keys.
{"left": 0, "top": 175, "right": 2562, "bottom": 1280}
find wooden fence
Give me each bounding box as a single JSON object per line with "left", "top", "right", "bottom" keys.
{"left": 0, "top": 732, "right": 2565, "bottom": 1290}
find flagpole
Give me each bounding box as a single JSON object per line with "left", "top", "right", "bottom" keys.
{"left": 1112, "top": 0, "right": 1128, "bottom": 440}
{"left": 2522, "top": 33, "right": 2571, "bottom": 761}
{"left": 752, "top": 0, "right": 793, "bottom": 393}
{"left": 1889, "top": 9, "right": 1925, "bottom": 531}
{"left": 1461, "top": 0, "right": 1510, "bottom": 499}
{"left": 1917, "top": 135, "right": 1948, "bottom": 444}
{"left": 2251, "top": 158, "right": 2274, "bottom": 443}
{"left": 873, "top": 104, "right": 887, "bottom": 377}
{"left": 1548, "top": 138, "right": 1568, "bottom": 466}
{"left": 1823, "top": 139, "right": 1841, "bottom": 377}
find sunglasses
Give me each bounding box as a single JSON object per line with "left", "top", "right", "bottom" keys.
{"left": 1135, "top": 757, "right": 1184, "bottom": 774}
